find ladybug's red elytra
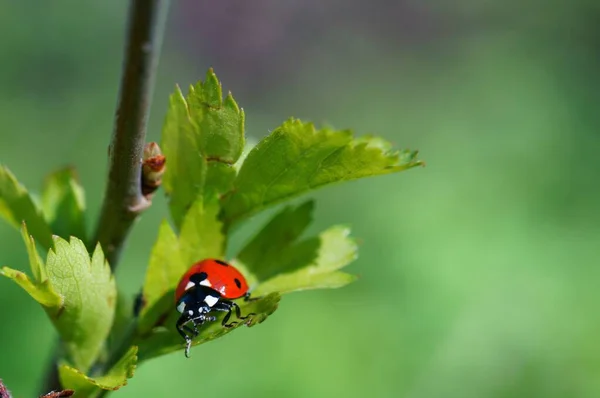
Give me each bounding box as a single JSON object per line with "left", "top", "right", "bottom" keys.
{"left": 174, "top": 258, "right": 254, "bottom": 358}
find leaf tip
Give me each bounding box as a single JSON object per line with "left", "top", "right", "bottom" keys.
{"left": 173, "top": 84, "right": 184, "bottom": 97}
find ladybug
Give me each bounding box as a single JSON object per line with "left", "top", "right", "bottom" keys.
{"left": 174, "top": 258, "right": 254, "bottom": 358}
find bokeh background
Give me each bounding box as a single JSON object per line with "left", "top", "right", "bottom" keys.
{"left": 1, "top": 1, "right": 600, "bottom": 397}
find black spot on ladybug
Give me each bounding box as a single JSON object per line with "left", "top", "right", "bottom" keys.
{"left": 234, "top": 278, "right": 242, "bottom": 289}
{"left": 190, "top": 272, "right": 208, "bottom": 284}
{"left": 215, "top": 259, "right": 229, "bottom": 266}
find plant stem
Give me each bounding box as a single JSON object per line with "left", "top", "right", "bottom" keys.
{"left": 41, "top": 0, "right": 170, "bottom": 393}
{"left": 93, "top": 0, "right": 170, "bottom": 268}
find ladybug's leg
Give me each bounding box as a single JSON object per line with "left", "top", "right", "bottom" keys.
{"left": 211, "top": 301, "right": 236, "bottom": 328}
{"left": 188, "top": 314, "right": 215, "bottom": 336}
{"left": 176, "top": 314, "right": 194, "bottom": 358}
{"left": 181, "top": 323, "right": 196, "bottom": 336}
{"left": 213, "top": 300, "right": 256, "bottom": 328}
{"left": 179, "top": 314, "right": 214, "bottom": 358}
{"left": 243, "top": 292, "right": 259, "bottom": 302}
{"left": 232, "top": 301, "right": 254, "bottom": 321}
{"left": 176, "top": 314, "right": 192, "bottom": 341}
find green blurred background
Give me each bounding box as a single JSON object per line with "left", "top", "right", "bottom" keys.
{"left": 2, "top": 1, "right": 600, "bottom": 397}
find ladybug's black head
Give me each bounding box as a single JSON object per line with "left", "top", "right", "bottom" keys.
{"left": 176, "top": 285, "right": 222, "bottom": 317}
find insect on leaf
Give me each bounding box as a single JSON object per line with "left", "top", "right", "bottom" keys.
{"left": 136, "top": 293, "right": 280, "bottom": 361}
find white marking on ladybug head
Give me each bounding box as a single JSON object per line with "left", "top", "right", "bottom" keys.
{"left": 176, "top": 301, "right": 186, "bottom": 313}
{"left": 184, "top": 281, "right": 195, "bottom": 291}
{"left": 204, "top": 295, "right": 219, "bottom": 307}
{"left": 188, "top": 310, "right": 194, "bottom": 316}
{"left": 199, "top": 279, "right": 212, "bottom": 287}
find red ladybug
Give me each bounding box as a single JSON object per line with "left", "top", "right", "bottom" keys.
{"left": 174, "top": 258, "right": 253, "bottom": 358}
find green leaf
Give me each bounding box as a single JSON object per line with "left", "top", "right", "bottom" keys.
{"left": 221, "top": 118, "right": 423, "bottom": 226}
{"left": 235, "top": 203, "right": 357, "bottom": 292}
{"left": 236, "top": 201, "right": 315, "bottom": 284}
{"left": 59, "top": 346, "right": 137, "bottom": 396}
{"left": 1, "top": 228, "right": 116, "bottom": 371}
{"left": 205, "top": 162, "right": 236, "bottom": 197}
{"left": 255, "top": 269, "right": 356, "bottom": 296}
{"left": 41, "top": 167, "right": 86, "bottom": 242}
{"left": 162, "top": 69, "right": 244, "bottom": 228}
{"left": 0, "top": 165, "right": 53, "bottom": 249}
{"left": 187, "top": 71, "right": 245, "bottom": 162}
{"left": 0, "top": 267, "right": 61, "bottom": 308}
{"left": 136, "top": 293, "right": 280, "bottom": 362}
{"left": 253, "top": 226, "right": 357, "bottom": 295}
{"left": 229, "top": 203, "right": 359, "bottom": 296}
{"left": 21, "top": 222, "right": 46, "bottom": 282}
{"left": 137, "top": 220, "right": 183, "bottom": 335}
{"left": 161, "top": 86, "right": 204, "bottom": 228}
{"left": 0, "top": 224, "right": 62, "bottom": 310}
{"left": 45, "top": 237, "right": 116, "bottom": 372}
{"left": 179, "top": 196, "right": 225, "bottom": 267}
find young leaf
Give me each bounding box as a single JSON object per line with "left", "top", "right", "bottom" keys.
{"left": 21, "top": 221, "right": 46, "bottom": 281}
{"left": 236, "top": 201, "right": 315, "bottom": 284}
{"left": 235, "top": 202, "right": 358, "bottom": 297}
{"left": 205, "top": 162, "right": 236, "bottom": 197}
{"left": 0, "top": 224, "right": 62, "bottom": 311}
{"left": 161, "top": 88, "right": 204, "bottom": 228}
{"left": 137, "top": 220, "right": 183, "bottom": 334}
{"left": 253, "top": 226, "right": 357, "bottom": 295}
{"left": 187, "top": 71, "right": 245, "bottom": 162}
{"left": 179, "top": 196, "right": 225, "bottom": 267}
{"left": 0, "top": 267, "right": 62, "bottom": 308}
{"left": 41, "top": 167, "right": 86, "bottom": 242}
{"left": 161, "top": 69, "right": 244, "bottom": 227}
{"left": 256, "top": 271, "right": 356, "bottom": 295}
{"left": 58, "top": 346, "right": 137, "bottom": 395}
{"left": 0, "top": 165, "right": 53, "bottom": 249}
{"left": 46, "top": 238, "right": 116, "bottom": 372}
{"left": 1, "top": 229, "right": 116, "bottom": 371}
{"left": 221, "top": 118, "right": 423, "bottom": 226}
{"left": 136, "top": 293, "right": 280, "bottom": 362}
